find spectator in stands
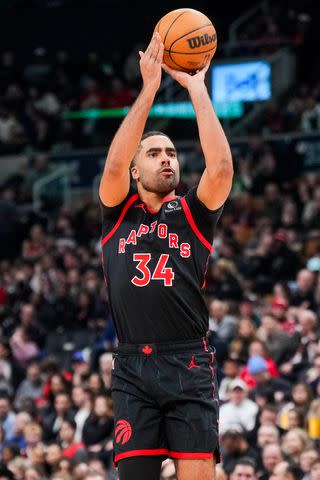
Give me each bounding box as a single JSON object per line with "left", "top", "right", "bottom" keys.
{"left": 300, "top": 448, "right": 319, "bottom": 480}
{"left": 228, "top": 456, "right": 259, "bottom": 479}
{"left": 229, "top": 317, "right": 257, "bottom": 364}
{"left": 98, "top": 353, "right": 113, "bottom": 393}
{"left": 14, "top": 362, "right": 43, "bottom": 410}
{"left": 22, "top": 422, "right": 44, "bottom": 460}
{"left": 0, "top": 187, "right": 19, "bottom": 260}
{"left": 301, "top": 97, "right": 320, "bottom": 132}
{"left": 44, "top": 443, "right": 63, "bottom": 477}
{"left": 256, "top": 314, "right": 295, "bottom": 365}
{"left": 240, "top": 340, "right": 279, "bottom": 389}
{"left": 219, "top": 379, "right": 259, "bottom": 434}
{"left": 248, "top": 354, "right": 292, "bottom": 404}
{"left": 0, "top": 394, "right": 16, "bottom": 440}
{"left": 58, "top": 419, "right": 87, "bottom": 463}
{"left": 41, "top": 391, "right": 75, "bottom": 442}
{"left": 82, "top": 395, "right": 113, "bottom": 451}
{"left": 4, "top": 411, "right": 31, "bottom": 450}
{"left": 291, "top": 270, "right": 316, "bottom": 309}
{"left": 257, "top": 424, "right": 280, "bottom": 449}
{"left": 260, "top": 443, "right": 284, "bottom": 480}
{"left": 219, "top": 358, "right": 241, "bottom": 402}
{"left": 208, "top": 299, "right": 237, "bottom": 342}
{"left": 281, "top": 428, "right": 314, "bottom": 464}
{"left": 72, "top": 385, "right": 92, "bottom": 442}
{"left": 309, "top": 458, "right": 320, "bottom": 480}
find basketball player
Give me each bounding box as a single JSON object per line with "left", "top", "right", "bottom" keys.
{"left": 99, "top": 33, "right": 233, "bottom": 480}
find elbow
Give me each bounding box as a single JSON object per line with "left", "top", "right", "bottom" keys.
{"left": 103, "top": 162, "right": 123, "bottom": 178}
{"left": 208, "top": 156, "right": 234, "bottom": 180}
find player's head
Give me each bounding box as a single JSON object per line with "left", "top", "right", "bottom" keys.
{"left": 131, "top": 131, "right": 180, "bottom": 194}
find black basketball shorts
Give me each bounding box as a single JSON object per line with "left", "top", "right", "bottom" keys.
{"left": 111, "top": 337, "right": 220, "bottom": 466}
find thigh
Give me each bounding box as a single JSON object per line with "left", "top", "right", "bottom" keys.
{"left": 163, "top": 349, "right": 220, "bottom": 463}
{"left": 174, "top": 458, "right": 216, "bottom": 480}
{"left": 112, "top": 355, "right": 168, "bottom": 466}
{"left": 118, "top": 455, "right": 163, "bottom": 480}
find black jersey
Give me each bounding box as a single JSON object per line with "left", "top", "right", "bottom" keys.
{"left": 100, "top": 185, "right": 222, "bottom": 344}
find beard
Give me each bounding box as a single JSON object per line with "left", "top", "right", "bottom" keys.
{"left": 138, "top": 172, "right": 179, "bottom": 194}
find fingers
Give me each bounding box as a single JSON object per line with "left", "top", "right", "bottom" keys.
{"left": 162, "top": 64, "right": 180, "bottom": 82}
{"left": 156, "top": 41, "right": 164, "bottom": 64}
{"left": 162, "top": 64, "right": 174, "bottom": 75}
{"left": 143, "top": 33, "right": 163, "bottom": 63}
{"left": 202, "top": 61, "right": 211, "bottom": 74}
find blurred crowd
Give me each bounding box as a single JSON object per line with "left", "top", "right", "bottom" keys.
{"left": 0, "top": 48, "right": 137, "bottom": 154}
{"left": 0, "top": 129, "right": 320, "bottom": 479}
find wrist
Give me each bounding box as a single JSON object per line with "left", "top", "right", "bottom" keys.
{"left": 141, "top": 83, "right": 158, "bottom": 99}
{"left": 187, "top": 81, "right": 207, "bottom": 96}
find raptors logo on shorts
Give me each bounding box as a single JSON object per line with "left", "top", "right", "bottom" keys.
{"left": 115, "top": 419, "right": 132, "bottom": 445}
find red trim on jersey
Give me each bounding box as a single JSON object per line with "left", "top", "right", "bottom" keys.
{"left": 114, "top": 448, "right": 213, "bottom": 465}
{"left": 144, "top": 195, "right": 178, "bottom": 215}
{"left": 170, "top": 451, "right": 213, "bottom": 459}
{"left": 101, "top": 194, "right": 139, "bottom": 246}
{"left": 114, "top": 448, "right": 169, "bottom": 465}
{"left": 202, "top": 337, "right": 209, "bottom": 352}
{"left": 209, "top": 351, "right": 215, "bottom": 398}
{"left": 201, "top": 254, "right": 210, "bottom": 289}
{"left": 180, "top": 197, "right": 213, "bottom": 252}
{"left": 101, "top": 249, "right": 108, "bottom": 286}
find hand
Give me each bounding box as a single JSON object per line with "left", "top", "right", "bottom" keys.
{"left": 162, "top": 61, "right": 210, "bottom": 90}
{"left": 279, "top": 362, "right": 293, "bottom": 374}
{"left": 139, "top": 33, "right": 164, "bottom": 93}
{"left": 88, "top": 444, "right": 102, "bottom": 452}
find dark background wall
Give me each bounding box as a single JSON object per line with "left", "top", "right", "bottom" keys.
{"left": 0, "top": 0, "right": 257, "bottom": 60}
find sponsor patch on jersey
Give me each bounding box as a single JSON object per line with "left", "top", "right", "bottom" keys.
{"left": 165, "top": 200, "right": 181, "bottom": 213}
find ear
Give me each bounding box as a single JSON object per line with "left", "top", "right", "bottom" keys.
{"left": 131, "top": 165, "right": 139, "bottom": 180}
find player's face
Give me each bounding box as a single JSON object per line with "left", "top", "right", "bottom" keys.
{"left": 132, "top": 135, "right": 180, "bottom": 194}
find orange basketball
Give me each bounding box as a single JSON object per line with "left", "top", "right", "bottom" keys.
{"left": 154, "top": 8, "right": 217, "bottom": 73}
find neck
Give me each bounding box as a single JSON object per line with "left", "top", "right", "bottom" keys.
{"left": 137, "top": 187, "right": 176, "bottom": 212}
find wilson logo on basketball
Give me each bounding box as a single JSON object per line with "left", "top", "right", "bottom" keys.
{"left": 115, "top": 420, "right": 132, "bottom": 445}
{"left": 187, "top": 33, "right": 216, "bottom": 49}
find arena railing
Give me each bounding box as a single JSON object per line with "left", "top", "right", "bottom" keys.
{"left": 32, "top": 164, "right": 76, "bottom": 212}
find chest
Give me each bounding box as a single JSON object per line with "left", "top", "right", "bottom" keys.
{"left": 112, "top": 207, "right": 192, "bottom": 260}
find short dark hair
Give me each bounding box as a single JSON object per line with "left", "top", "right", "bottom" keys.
{"left": 231, "top": 457, "right": 257, "bottom": 473}
{"left": 261, "top": 403, "right": 278, "bottom": 414}
{"left": 131, "top": 130, "right": 171, "bottom": 168}
{"left": 311, "top": 457, "right": 320, "bottom": 469}
{"left": 141, "top": 130, "right": 169, "bottom": 142}
{"left": 0, "top": 393, "right": 10, "bottom": 402}
{"left": 285, "top": 464, "right": 304, "bottom": 480}
{"left": 0, "top": 466, "right": 15, "bottom": 479}
{"left": 61, "top": 418, "right": 77, "bottom": 431}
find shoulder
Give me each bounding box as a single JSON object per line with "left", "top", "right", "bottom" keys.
{"left": 99, "top": 184, "right": 137, "bottom": 220}
{"left": 183, "top": 186, "right": 224, "bottom": 224}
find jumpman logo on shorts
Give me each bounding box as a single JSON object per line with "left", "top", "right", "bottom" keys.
{"left": 188, "top": 355, "right": 200, "bottom": 369}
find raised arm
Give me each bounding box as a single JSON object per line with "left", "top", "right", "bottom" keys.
{"left": 99, "top": 33, "right": 164, "bottom": 207}
{"left": 162, "top": 63, "right": 233, "bottom": 210}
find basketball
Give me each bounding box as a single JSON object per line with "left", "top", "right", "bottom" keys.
{"left": 154, "top": 8, "right": 217, "bottom": 72}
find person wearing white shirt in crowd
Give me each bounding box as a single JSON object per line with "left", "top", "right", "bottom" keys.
{"left": 219, "top": 379, "right": 259, "bottom": 435}
{"left": 72, "top": 385, "right": 92, "bottom": 442}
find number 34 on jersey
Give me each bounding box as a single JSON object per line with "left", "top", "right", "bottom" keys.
{"left": 117, "top": 221, "right": 191, "bottom": 288}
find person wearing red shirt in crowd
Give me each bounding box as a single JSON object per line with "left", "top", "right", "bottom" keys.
{"left": 58, "top": 419, "right": 87, "bottom": 463}
{"left": 241, "top": 342, "right": 279, "bottom": 389}
{"left": 271, "top": 297, "right": 295, "bottom": 336}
